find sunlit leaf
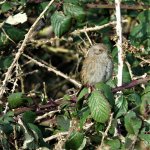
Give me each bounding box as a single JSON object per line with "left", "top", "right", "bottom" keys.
{"left": 88, "top": 90, "right": 111, "bottom": 123}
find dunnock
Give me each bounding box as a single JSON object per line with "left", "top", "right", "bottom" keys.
{"left": 81, "top": 43, "right": 113, "bottom": 85}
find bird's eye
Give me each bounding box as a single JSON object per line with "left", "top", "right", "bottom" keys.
{"left": 94, "top": 49, "right": 102, "bottom": 55}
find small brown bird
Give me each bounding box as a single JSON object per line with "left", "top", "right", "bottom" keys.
{"left": 81, "top": 43, "right": 113, "bottom": 85}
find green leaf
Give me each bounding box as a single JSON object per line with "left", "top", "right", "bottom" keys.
{"left": 63, "top": 3, "right": 86, "bottom": 22}
{"left": 0, "top": 123, "right": 13, "bottom": 135}
{"left": 139, "top": 128, "right": 150, "bottom": 146}
{"left": 20, "top": 119, "right": 45, "bottom": 149}
{"left": 0, "top": 31, "right": 9, "bottom": 48}
{"left": 127, "top": 93, "right": 141, "bottom": 105}
{"left": 0, "top": 24, "right": 26, "bottom": 48}
{"left": 0, "top": 56, "right": 13, "bottom": 70}
{"left": 88, "top": 90, "right": 111, "bottom": 123}
{"left": 105, "top": 138, "right": 121, "bottom": 150}
{"left": 137, "top": 10, "right": 150, "bottom": 23}
{"left": 8, "top": 92, "right": 32, "bottom": 108}
{"left": 4, "top": 24, "right": 26, "bottom": 42}
{"left": 140, "top": 85, "right": 150, "bottom": 117}
{"left": 8, "top": 92, "right": 24, "bottom": 108}
{"left": 95, "top": 82, "right": 115, "bottom": 106}
{"left": 124, "top": 111, "right": 142, "bottom": 135}
{"left": 56, "top": 115, "right": 70, "bottom": 131}
{"left": 22, "top": 111, "right": 36, "bottom": 123}
{"left": 115, "top": 95, "right": 128, "bottom": 118}
{"left": 51, "top": 11, "right": 72, "bottom": 37}
{"left": 65, "top": 131, "right": 85, "bottom": 150}
{"left": 123, "top": 64, "right": 131, "bottom": 83}
{"left": 129, "top": 10, "right": 150, "bottom": 52}
{"left": 0, "top": 137, "right": 10, "bottom": 150}
{"left": 77, "top": 87, "right": 89, "bottom": 109}
{"left": 0, "top": 111, "right": 14, "bottom": 124}
{"left": 79, "top": 107, "right": 90, "bottom": 129}
{"left": 1, "top": 2, "right": 12, "bottom": 12}
{"left": 77, "top": 87, "right": 88, "bottom": 101}
{"left": 64, "top": 0, "right": 79, "bottom": 4}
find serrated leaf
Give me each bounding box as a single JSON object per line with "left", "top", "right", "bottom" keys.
{"left": 115, "top": 96, "right": 128, "bottom": 118}
{"left": 124, "top": 111, "right": 142, "bottom": 135}
{"left": 51, "top": 11, "right": 72, "bottom": 37}
{"left": 63, "top": 3, "right": 86, "bottom": 22}
{"left": 65, "top": 131, "right": 85, "bottom": 150}
{"left": 88, "top": 90, "right": 111, "bottom": 123}
{"left": 95, "top": 82, "right": 114, "bottom": 106}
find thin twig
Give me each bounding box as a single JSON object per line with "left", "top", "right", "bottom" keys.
{"left": 23, "top": 54, "right": 82, "bottom": 88}
{"left": 84, "top": 30, "right": 93, "bottom": 46}
{"left": 125, "top": 61, "right": 133, "bottom": 79}
{"left": 97, "top": 113, "right": 114, "bottom": 149}
{"left": 128, "top": 134, "right": 138, "bottom": 150}
{"left": 44, "top": 132, "right": 69, "bottom": 142}
{"left": 135, "top": 55, "right": 150, "bottom": 64}
{"left": 86, "top": 4, "right": 150, "bottom": 10}
{"left": 112, "top": 76, "right": 150, "bottom": 93}
{"left": 13, "top": 125, "right": 19, "bottom": 150}
{"left": 71, "top": 20, "right": 127, "bottom": 35}
{"left": 35, "top": 110, "right": 60, "bottom": 121}
{"left": 0, "top": 0, "right": 55, "bottom": 99}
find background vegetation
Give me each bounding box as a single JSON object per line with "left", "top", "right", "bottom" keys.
{"left": 0, "top": 0, "right": 150, "bottom": 149}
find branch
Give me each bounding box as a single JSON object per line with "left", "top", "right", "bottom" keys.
{"left": 86, "top": 4, "right": 150, "bottom": 10}
{"left": 97, "top": 113, "right": 113, "bottom": 150}
{"left": 0, "top": 0, "right": 55, "bottom": 99}
{"left": 71, "top": 20, "right": 127, "bottom": 35}
{"left": 44, "top": 132, "right": 69, "bottom": 142}
{"left": 23, "top": 54, "right": 82, "bottom": 88}
{"left": 112, "top": 76, "right": 150, "bottom": 93}
{"left": 115, "top": 0, "right": 123, "bottom": 88}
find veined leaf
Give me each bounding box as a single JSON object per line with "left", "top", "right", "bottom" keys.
{"left": 51, "top": 11, "right": 72, "bottom": 37}
{"left": 63, "top": 3, "right": 86, "bottom": 22}
{"left": 88, "top": 90, "right": 111, "bottom": 123}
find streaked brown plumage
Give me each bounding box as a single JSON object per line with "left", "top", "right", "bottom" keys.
{"left": 81, "top": 43, "right": 113, "bottom": 85}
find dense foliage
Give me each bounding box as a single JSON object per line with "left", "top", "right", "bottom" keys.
{"left": 0, "top": 0, "right": 150, "bottom": 149}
